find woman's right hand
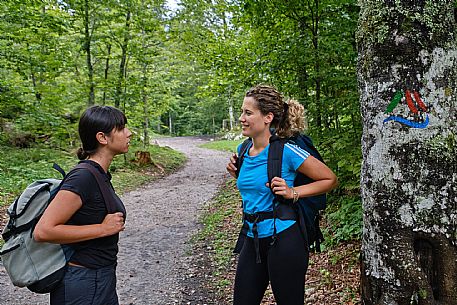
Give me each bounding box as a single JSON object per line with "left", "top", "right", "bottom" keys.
{"left": 101, "top": 212, "right": 125, "bottom": 236}
{"left": 226, "top": 153, "right": 238, "bottom": 178}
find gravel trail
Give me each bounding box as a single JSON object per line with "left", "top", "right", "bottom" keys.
{"left": 0, "top": 136, "right": 231, "bottom": 305}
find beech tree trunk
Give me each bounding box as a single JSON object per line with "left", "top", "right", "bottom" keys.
{"left": 357, "top": 1, "right": 457, "bottom": 305}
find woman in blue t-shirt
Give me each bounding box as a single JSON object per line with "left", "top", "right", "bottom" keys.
{"left": 35, "top": 106, "right": 131, "bottom": 305}
{"left": 226, "top": 85, "right": 338, "bottom": 305}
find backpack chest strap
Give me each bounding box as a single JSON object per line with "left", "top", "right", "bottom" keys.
{"left": 243, "top": 204, "right": 297, "bottom": 223}
{"left": 242, "top": 204, "right": 298, "bottom": 264}
{"left": 243, "top": 211, "right": 274, "bottom": 222}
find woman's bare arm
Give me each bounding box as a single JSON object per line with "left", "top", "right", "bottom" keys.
{"left": 34, "top": 190, "right": 125, "bottom": 244}
{"left": 270, "top": 156, "right": 338, "bottom": 199}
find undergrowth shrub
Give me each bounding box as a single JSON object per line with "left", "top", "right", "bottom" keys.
{"left": 310, "top": 130, "right": 363, "bottom": 245}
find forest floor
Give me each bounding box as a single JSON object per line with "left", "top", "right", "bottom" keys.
{"left": 0, "top": 136, "right": 361, "bottom": 304}
{"left": 181, "top": 239, "right": 361, "bottom": 305}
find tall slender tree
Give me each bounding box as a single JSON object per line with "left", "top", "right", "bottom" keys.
{"left": 82, "top": 0, "right": 95, "bottom": 105}
{"left": 358, "top": 1, "right": 457, "bottom": 304}
{"left": 114, "top": 2, "right": 132, "bottom": 108}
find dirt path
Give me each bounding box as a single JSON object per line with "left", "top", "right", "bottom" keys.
{"left": 0, "top": 136, "right": 230, "bottom": 305}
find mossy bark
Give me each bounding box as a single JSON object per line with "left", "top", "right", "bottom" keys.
{"left": 357, "top": 1, "right": 457, "bottom": 304}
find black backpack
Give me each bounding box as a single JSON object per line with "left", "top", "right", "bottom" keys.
{"left": 233, "top": 133, "right": 327, "bottom": 259}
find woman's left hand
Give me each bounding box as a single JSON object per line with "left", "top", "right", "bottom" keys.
{"left": 267, "top": 177, "right": 293, "bottom": 199}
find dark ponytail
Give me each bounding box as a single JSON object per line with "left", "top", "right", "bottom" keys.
{"left": 76, "top": 147, "right": 90, "bottom": 160}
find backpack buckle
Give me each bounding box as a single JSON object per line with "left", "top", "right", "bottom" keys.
{"left": 7, "top": 211, "right": 17, "bottom": 229}
{"left": 269, "top": 234, "right": 277, "bottom": 246}
{"left": 7, "top": 220, "right": 15, "bottom": 230}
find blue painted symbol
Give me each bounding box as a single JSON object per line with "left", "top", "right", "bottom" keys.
{"left": 383, "top": 114, "right": 429, "bottom": 128}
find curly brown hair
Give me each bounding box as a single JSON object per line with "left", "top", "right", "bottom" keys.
{"left": 245, "top": 84, "right": 304, "bottom": 137}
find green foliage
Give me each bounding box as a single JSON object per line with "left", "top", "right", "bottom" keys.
{"left": 317, "top": 131, "right": 361, "bottom": 194}
{"left": 1, "top": 0, "right": 361, "bottom": 142}
{"left": 0, "top": 146, "right": 76, "bottom": 206}
{"left": 228, "top": 0, "right": 360, "bottom": 132}
{"left": 0, "top": 76, "right": 24, "bottom": 120}
{"left": 311, "top": 129, "right": 362, "bottom": 244}
{"left": 324, "top": 196, "right": 362, "bottom": 246}
{"left": 0, "top": 0, "right": 175, "bottom": 142}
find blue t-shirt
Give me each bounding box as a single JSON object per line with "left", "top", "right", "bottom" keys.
{"left": 236, "top": 141, "right": 309, "bottom": 238}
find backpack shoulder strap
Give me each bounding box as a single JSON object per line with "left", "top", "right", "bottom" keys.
{"left": 74, "top": 163, "right": 117, "bottom": 214}
{"left": 235, "top": 138, "right": 252, "bottom": 178}
{"left": 267, "top": 135, "right": 285, "bottom": 184}
{"left": 52, "top": 163, "right": 66, "bottom": 179}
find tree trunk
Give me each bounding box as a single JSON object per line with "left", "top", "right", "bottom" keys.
{"left": 115, "top": 9, "right": 131, "bottom": 108}
{"left": 103, "top": 43, "right": 111, "bottom": 105}
{"left": 27, "top": 41, "right": 41, "bottom": 102}
{"left": 358, "top": 1, "right": 457, "bottom": 305}
{"left": 83, "top": 0, "right": 95, "bottom": 106}
{"left": 213, "top": 116, "right": 216, "bottom": 134}
{"left": 299, "top": 0, "right": 322, "bottom": 131}
{"left": 30, "top": 70, "right": 41, "bottom": 101}
{"left": 157, "top": 116, "right": 161, "bottom": 133}
{"left": 228, "top": 86, "right": 235, "bottom": 130}
{"left": 297, "top": 65, "right": 308, "bottom": 99}
{"left": 142, "top": 65, "right": 149, "bottom": 148}
{"left": 135, "top": 151, "right": 151, "bottom": 165}
{"left": 168, "top": 112, "right": 173, "bottom": 135}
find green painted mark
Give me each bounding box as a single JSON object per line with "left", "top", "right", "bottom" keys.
{"left": 385, "top": 90, "right": 403, "bottom": 113}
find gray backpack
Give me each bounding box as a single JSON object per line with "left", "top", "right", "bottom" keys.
{"left": 0, "top": 163, "right": 115, "bottom": 293}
